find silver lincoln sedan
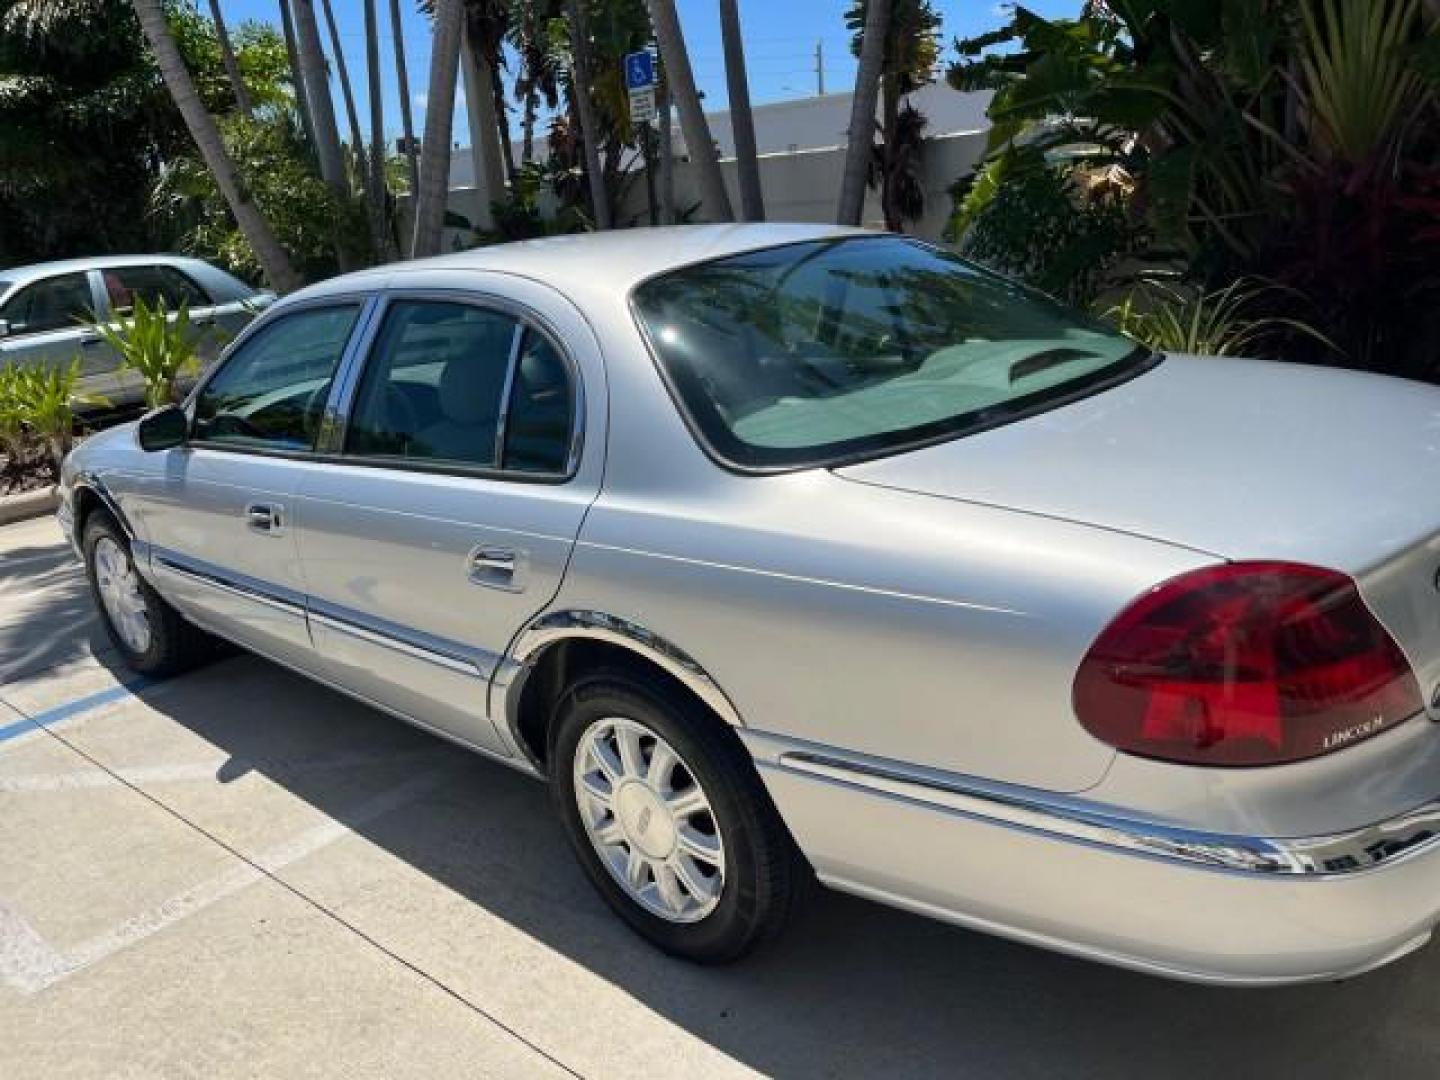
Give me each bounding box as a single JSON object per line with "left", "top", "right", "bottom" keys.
{"left": 57, "top": 224, "right": 1440, "bottom": 985}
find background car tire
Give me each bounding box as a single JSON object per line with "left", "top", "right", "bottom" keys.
{"left": 550, "top": 667, "right": 807, "bottom": 963}
{"left": 82, "top": 512, "right": 216, "bottom": 678}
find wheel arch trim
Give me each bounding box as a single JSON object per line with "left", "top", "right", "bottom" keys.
{"left": 72, "top": 472, "right": 135, "bottom": 541}
{"left": 494, "top": 609, "right": 745, "bottom": 767}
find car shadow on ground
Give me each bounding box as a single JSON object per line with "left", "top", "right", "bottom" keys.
{"left": 0, "top": 542, "right": 114, "bottom": 684}
{"left": 112, "top": 648, "right": 1437, "bottom": 1080}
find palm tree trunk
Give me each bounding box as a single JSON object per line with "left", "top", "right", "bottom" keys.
{"left": 837, "top": 0, "right": 887, "bottom": 226}
{"left": 880, "top": 69, "right": 899, "bottom": 230}
{"left": 646, "top": 0, "right": 731, "bottom": 222}
{"left": 279, "top": 0, "right": 319, "bottom": 157}
{"left": 363, "top": 0, "right": 393, "bottom": 259}
{"left": 719, "top": 0, "right": 762, "bottom": 221}
{"left": 389, "top": 0, "right": 421, "bottom": 208}
{"left": 132, "top": 0, "right": 302, "bottom": 293}
{"left": 489, "top": 59, "right": 518, "bottom": 186}
{"left": 565, "top": 0, "right": 610, "bottom": 229}
{"left": 460, "top": 24, "right": 506, "bottom": 228}
{"left": 291, "top": 0, "right": 348, "bottom": 195}
{"left": 412, "top": 0, "right": 464, "bottom": 257}
{"left": 520, "top": 79, "right": 538, "bottom": 165}
{"left": 207, "top": 0, "right": 253, "bottom": 118}
{"left": 320, "top": 0, "right": 365, "bottom": 158}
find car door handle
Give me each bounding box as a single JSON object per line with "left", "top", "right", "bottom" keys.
{"left": 245, "top": 503, "right": 284, "bottom": 536}
{"left": 79, "top": 333, "right": 102, "bottom": 347}
{"left": 467, "top": 546, "right": 524, "bottom": 591}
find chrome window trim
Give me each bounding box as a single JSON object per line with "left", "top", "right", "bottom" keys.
{"left": 327, "top": 288, "right": 585, "bottom": 482}
{"left": 772, "top": 747, "right": 1440, "bottom": 879}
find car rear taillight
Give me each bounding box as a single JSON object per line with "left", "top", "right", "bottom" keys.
{"left": 1073, "top": 562, "right": 1423, "bottom": 766}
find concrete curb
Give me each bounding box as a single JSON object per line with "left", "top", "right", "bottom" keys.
{"left": 0, "top": 485, "right": 58, "bottom": 527}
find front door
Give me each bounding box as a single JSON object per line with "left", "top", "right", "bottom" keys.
{"left": 128, "top": 299, "right": 371, "bottom": 663}
{"left": 0, "top": 271, "right": 117, "bottom": 391}
{"left": 293, "top": 284, "right": 604, "bottom": 757}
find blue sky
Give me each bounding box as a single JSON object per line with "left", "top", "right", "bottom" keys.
{"left": 219, "top": 0, "right": 1079, "bottom": 146}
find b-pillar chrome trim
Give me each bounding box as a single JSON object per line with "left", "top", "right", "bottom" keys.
{"left": 765, "top": 744, "right": 1440, "bottom": 879}
{"left": 495, "top": 610, "right": 744, "bottom": 768}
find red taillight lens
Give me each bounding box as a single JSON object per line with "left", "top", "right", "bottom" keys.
{"left": 1073, "top": 562, "right": 1422, "bottom": 766}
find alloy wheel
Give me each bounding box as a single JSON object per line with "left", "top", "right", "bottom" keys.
{"left": 573, "top": 716, "right": 726, "bottom": 923}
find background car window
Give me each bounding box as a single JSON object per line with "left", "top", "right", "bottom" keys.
{"left": 192, "top": 304, "right": 360, "bottom": 451}
{"left": 102, "top": 265, "right": 209, "bottom": 315}
{"left": 346, "top": 301, "right": 519, "bottom": 469}
{"left": 502, "top": 331, "right": 573, "bottom": 473}
{"left": 0, "top": 273, "right": 93, "bottom": 336}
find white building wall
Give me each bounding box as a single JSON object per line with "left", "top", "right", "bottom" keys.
{"left": 430, "top": 129, "right": 987, "bottom": 251}
{"left": 451, "top": 86, "right": 992, "bottom": 188}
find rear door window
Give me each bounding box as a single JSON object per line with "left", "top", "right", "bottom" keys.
{"left": 102, "top": 265, "right": 210, "bottom": 315}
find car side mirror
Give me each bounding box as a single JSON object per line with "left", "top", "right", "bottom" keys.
{"left": 136, "top": 404, "right": 189, "bottom": 452}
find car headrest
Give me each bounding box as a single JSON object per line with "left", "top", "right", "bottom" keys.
{"left": 438, "top": 352, "right": 509, "bottom": 426}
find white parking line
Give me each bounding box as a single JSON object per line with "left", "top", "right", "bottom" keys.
{"left": 0, "top": 761, "right": 463, "bottom": 995}
{"left": 0, "top": 746, "right": 449, "bottom": 793}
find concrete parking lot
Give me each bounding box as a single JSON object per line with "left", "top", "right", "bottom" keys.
{"left": 2, "top": 513, "right": 1439, "bottom": 1079}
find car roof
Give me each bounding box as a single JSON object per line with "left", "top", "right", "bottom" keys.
{"left": 292, "top": 223, "right": 878, "bottom": 302}
{"left": 0, "top": 254, "right": 216, "bottom": 287}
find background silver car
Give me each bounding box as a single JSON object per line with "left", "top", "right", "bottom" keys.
{"left": 57, "top": 224, "right": 1440, "bottom": 985}
{"left": 0, "top": 254, "right": 268, "bottom": 409}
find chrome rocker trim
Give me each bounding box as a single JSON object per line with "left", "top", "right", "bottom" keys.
{"left": 774, "top": 749, "right": 1440, "bottom": 879}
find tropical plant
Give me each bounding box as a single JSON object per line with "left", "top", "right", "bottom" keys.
{"left": 413, "top": 0, "right": 465, "bottom": 255}
{"left": 947, "top": 0, "right": 1440, "bottom": 375}
{"left": 4, "top": 361, "right": 106, "bottom": 474}
{"left": 1104, "top": 280, "right": 1336, "bottom": 359}
{"left": 720, "top": 0, "right": 763, "bottom": 221}
{"left": 948, "top": 147, "right": 1138, "bottom": 306}
{"left": 837, "top": 0, "right": 888, "bottom": 226}
{"left": 646, "top": 0, "right": 731, "bottom": 221}
{"left": 206, "top": 0, "right": 252, "bottom": 116}
{"left": 0, "top": 0, "right": 182, "bottom": 265}
{"left": 389, "top": 0, "right": 421, "bottom": 206}
{"left": 87, "top": 296, "right": 203, "bottom": 408}
{"left": 846, "top": 0, "right": 941, "bottom": 231}
{"left": 132, "top": 0, "right": 303, "bottom": 293}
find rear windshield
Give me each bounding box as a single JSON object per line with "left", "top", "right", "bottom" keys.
{"left": 632, "top": 236, "right": 1149, "bottom": 470}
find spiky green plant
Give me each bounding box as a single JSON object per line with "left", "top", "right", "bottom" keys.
{"left": 0, "top": 364, "right": 29, "bottom": 463}
{"left": 89, "top": 294, "right": 201, "bottom": 408}
{"left": 1104, "top": 280, "right": 1339, "bottom": 358}
{"left": 5, "top": 361, "right": 108, "bottom": 474}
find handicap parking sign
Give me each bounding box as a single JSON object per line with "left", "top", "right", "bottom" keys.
{"left": 625, "top": 51, "right": 655, "bottom": 91}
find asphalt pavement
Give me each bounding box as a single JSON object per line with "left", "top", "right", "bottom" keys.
{"left": 2, "top": 513, "right": 1437, "bottom": 1079}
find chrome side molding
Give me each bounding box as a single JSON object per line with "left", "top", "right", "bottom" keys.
{"left": 774, "top": 749, "right": 1440, "bottom": 878}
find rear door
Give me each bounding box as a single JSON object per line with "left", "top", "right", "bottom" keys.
{"left": 0, "top": 271, "right": 116, "bottom": 394}
{"left": 128, "top": 298, "right": 372, "bottom": 663}
{"left": 292, "top": 275, "right": 605, "bottom": 756}
{"left": 96, "top": 263, "right": 229, "bottom": 402}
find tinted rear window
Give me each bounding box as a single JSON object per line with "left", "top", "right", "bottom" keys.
{"left": 632, "top": 237, "right": 1147, "bottom": 470}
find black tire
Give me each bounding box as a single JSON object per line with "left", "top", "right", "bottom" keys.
{"left": 550, "top": 668, "right": 806, "bottom": 963}
{"left": 82, "top": 511, "right": 215, "bottom": 677}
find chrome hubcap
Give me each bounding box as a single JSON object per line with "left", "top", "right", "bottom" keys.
{"left": 573, "top": 716, "right": 725, "bottom": 923}
{"left": 93, "top": 536, "right": 150, "bottom": 654}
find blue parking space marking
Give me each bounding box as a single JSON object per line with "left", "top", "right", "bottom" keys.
{"left": 0, "top": 678, "right": 153, "bottom": 745}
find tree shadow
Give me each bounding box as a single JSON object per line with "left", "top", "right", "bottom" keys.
{"left": 0, "top": 543, "right": 113, "bottom": 684}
